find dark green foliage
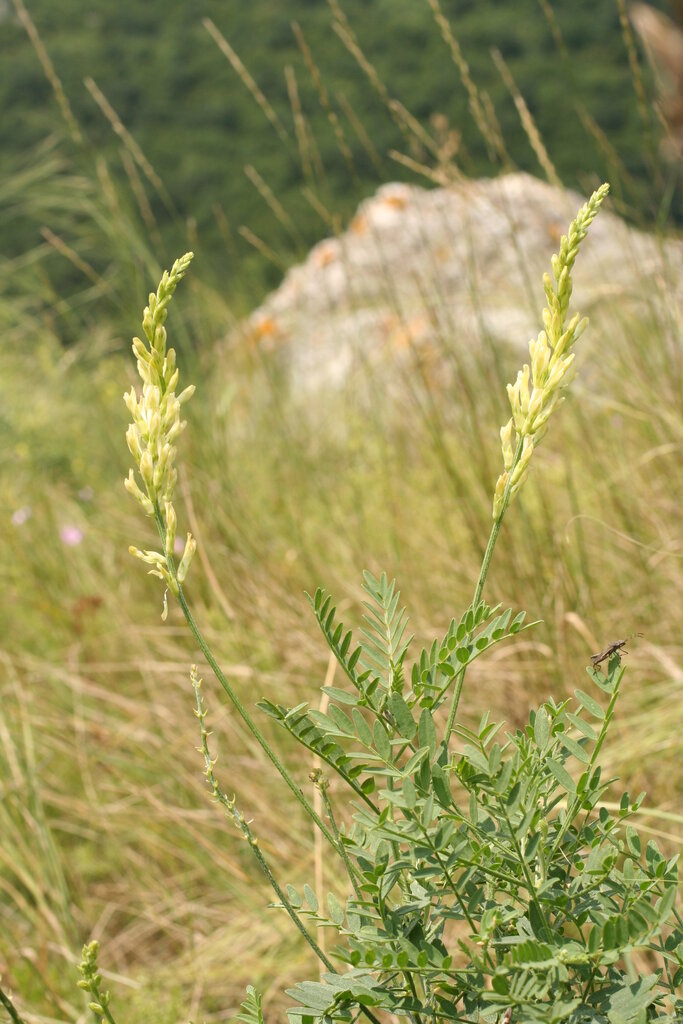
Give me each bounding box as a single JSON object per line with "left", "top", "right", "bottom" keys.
{"left": 0, "top": 0, "right": 677, "bottom": 307}
{"left": 263, "top": 586, "right": 682, "bottom": 1022}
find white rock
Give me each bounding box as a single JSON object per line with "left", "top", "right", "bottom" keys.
{"left": 236, "top": 173, "right": 683, "bottom": 396}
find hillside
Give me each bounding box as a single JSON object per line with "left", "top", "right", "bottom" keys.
{"left": 0, "top": 0, "right": 676, "bottom": 308}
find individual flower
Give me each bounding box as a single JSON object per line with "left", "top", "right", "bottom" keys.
{"left": 492, "top": 183, "right": 609, "bottom": 518}
{"left": 60, "top": 525, "right": 84, "bottom": 546}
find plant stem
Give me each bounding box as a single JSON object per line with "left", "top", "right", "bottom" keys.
{"left": 247, "top": 834, "right": 383, "bottom": 1024}
{"left": 0, "top": 988, "right": 26, "bottom": 1024}
{"left": 444, "top": 438, "right": 524, "bottom": 743}
{"left": 154, "top": 509, "right": 339, "bottom": 853}
{"left": 320, "top": 787, "right": 364, "bottom": 901}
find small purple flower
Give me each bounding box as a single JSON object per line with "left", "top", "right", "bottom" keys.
{"left": 11, "top": 506, "right": 32, "bottom": 526}
{"left": 60, "top": 525, "right": 84, "bottom": 547}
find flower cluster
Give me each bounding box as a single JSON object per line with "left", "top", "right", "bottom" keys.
{"left": 125, "top": 252, "right": 197, "bottom": 599}
{"left": 492, "top": 182, "right": 610, "bottom": 518}
{"left": 77, "top": 941, "right": 112, "bottom": 1022}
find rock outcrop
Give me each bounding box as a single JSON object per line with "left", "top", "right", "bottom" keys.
{"left": 239, "top": 173, "right": 682, "bottom": 393}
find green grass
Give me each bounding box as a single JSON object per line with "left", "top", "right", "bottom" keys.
{"left": 0, "top": 8, "right": 681, "bottom": 1022}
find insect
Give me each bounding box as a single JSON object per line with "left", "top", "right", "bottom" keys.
{"left": 590, "top": 633, "right": 642, "bottom": 667}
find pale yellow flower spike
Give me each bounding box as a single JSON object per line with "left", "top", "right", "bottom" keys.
{"left": 492, "top": 184, "right": 609, "bottom": 518}
{"left": 125, "top": 253, "right": 197, "bottom": 608}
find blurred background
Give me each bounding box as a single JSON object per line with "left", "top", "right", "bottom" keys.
{"left": 0, "top": 1, "right": 681, "bottom": 1021}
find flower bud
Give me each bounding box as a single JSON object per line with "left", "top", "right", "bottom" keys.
{"left": 132, "top": 337, "right": 151, "bottom": 363}
{"left": 153, "top": 324, "right": 167, "bottom": 353}
{"left": 492, "top": 471, "right": 508, "bottom": 519}
{"left": 545, "top": 352, "right": 575, "bottom": 394}
{"left": 177, "top": 533, "right": 197, "bottom": 583}
{"left": 499, "top": 418, "right": 515, "bottom": 470}
{"left": 139, "top": 450, "right": 154, "bottom": 490}
{"left": 126, "top": 425, "right": 143, "bottom": 463}
{"left": 123, "top": 388, "right": 138, "bottom": 417}
{"left": 124, "top": 471, "right": 154, "bottom": 515}
{"left": 165, "top": 502, "right": 177, "bottom": 557}
{"left": 531, "top": 332, "right": 550, "bottom": 387}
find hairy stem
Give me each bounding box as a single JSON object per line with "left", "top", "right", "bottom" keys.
{"left": 154, "top": 507, "right": 339, "bottom": 853}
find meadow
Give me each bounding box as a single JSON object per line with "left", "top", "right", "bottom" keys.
{"left": 0, "top": 2, "right": 681, "bottom": 1022}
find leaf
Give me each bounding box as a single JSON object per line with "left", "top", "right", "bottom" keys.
{"left": 321, "top": 686, "right": 358, "bottom": 706}
{"left": 605, "top": 974, "right": 660, "bottom": 1023}
{"left": 328, "top": 704, "right": 355, "bottom": 734}
{"left": 308, "top": 710, "right": 348, "bottom": 737}
{"left": 524, "top": 832, "right": 541, "bottom": 862}
{"left": 494, "top": 759, "right": 513, "bottom": 794}
{"left": 509, "top": 610, "right": 527, "bottom": 634}
{"left": 534, "top": 707, "right": 550, "bottom": 749}
{"left": 560, "top": 733, "right": 590, "bottom": 763}
{"left": 352, "top": 708, "right": 373, "bottom": 747}
{"left": 403, "top": 745, "right": 430, "bottom": 776}
{"left": 286, "top": 980, "right": 335, "bottom": 1012}
{"left": 303, "top": 884, "right": 318, "bottom": 912}
{"left": 417, "top": 708, "right": 437, "bottom": 757}
{"left": 388, "top": 691, "right": 417, "bottom": 740}
{"left": 327, "top": 892, "right": 345, "bottom": 926}
{"left": 359, "top": 571, "right": 412, "bottom": 690}
{"left": 657, "top": 884, "right": 677, "bottom": 922}
{"left": 626, "top": 826, "right": 641, "bottom": 858}
{"left": 431, "top": 763, "right": 452, "bottom": 807}
{"left": 285, "top": 884, "right": 302, "bottom": 909}
{"left": 506, "top": 781, "right": 521, "bottom": 812}
{"left": 567, "top": 711, "right": 597, "bottom": 741}
{"left": 546, "top": 758, "right": 576, "bottom": 794}
{"left": 463, "top": 744, "right": 490, "bottom": 774}
{"left": 575, "top": 688, "right": 605, "bottom": 719}
{"left": 373, "top": 719, "right": 391, "bottom": 761}
{"left": 235, "top": 986, "right": 264, "bottom": 1024}
{"left": 402, "top": 777, "right": 416, "bottom": 808}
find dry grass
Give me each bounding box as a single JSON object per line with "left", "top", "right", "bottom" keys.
{"left": 0, "top": 8, "right": 681, "bottom": 1022}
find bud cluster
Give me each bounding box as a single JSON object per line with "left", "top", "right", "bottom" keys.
{"left": 493, "top": 183, "right": 609, "bottom": 518}
{"left": 124, "top": 252, "right": 197, "bottom": 598}
{"left": 77, "top": 941, "right": 111, "bottom": 1023}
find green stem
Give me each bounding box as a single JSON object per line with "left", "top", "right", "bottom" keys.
{"left": 444, "top": 437, "right": 524, "bottom": 743}
{"left": 550, "top": 662, "right": 624, "bottom": 863}
{"left": 320, "top": 787, "right": 364, "bottom": 901}
{"left": 0, "top": 988, "right": 27, "bottom": 1024}
{"left": 496, "top": 795, "right": 551, "bottom": 938}
{"left": 245, "top": 833, "right": 382, "bottom": 1024}
{"left": 245, "top": 823, "right": 337, "bottom": 972}
{"left": 416, "top": 821, "right": 497, "bottom": 973}
{"left": 155, "top": 510, "right": 339, "bottom": 854}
